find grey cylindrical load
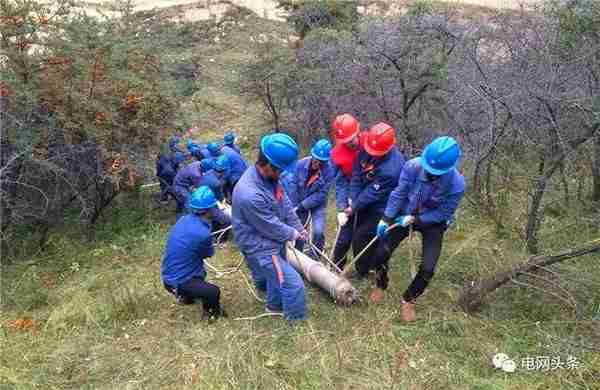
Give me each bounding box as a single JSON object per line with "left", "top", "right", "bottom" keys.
{"left": 286, "top": 245, "right": 356, "bottom": 306}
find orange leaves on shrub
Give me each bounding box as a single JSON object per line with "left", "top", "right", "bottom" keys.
{"left": 110, "top": 153, "right": 124, "bottom": 173}
{"left": 125, "top": 94, "right": 143, "bottom": 111}
{"left": 6, "top": 318, "right": 36, "bottom": 332}
{"left": 94, "top": 111, "right": 107, "bottom": 124}
{"left": 44, "top": 56, "right": 72, "bottom": 67}
{"left": 15, "top": 39, "right": 31, "bottom": 51}
{"left": 38, "top": 15, "right": 49, "bottom": 26}
{"left": 0, "top": 81, "right": 10, "bottom": 97}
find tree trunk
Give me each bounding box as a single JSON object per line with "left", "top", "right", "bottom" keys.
{"left": 592, "top": 133, "right": 600, "bottom": 202}
{"left": 459, "top": 244, "right": 600, "bottom": 313}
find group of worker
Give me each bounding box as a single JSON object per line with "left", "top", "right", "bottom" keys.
{"left": 160, "top": 113, "right": 465, "bottom": 322}
{"left": 155, "top": 130, "right": 248, "bottom": 218}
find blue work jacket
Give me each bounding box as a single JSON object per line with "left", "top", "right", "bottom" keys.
{"left": 222, "top": 145, "right": 248, "bottom": 183}
{"left": 349, "top": 147, "right": 405, "bottom": 214}
{"left": 288, "top": 157, "right": 333, "bottom": 211}
{"left": 232, "top": 166, "right": 304, "bottom": 259}
{"left": 161, "top": 214, "right": 214, "bottom": 286}
{"left": 384, "top": 158, "right": 466, "bottom": 224}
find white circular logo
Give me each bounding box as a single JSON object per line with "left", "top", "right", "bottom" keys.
{"left": 492, "top": 353, "right": 509, "bottom": 368}
{"left": 501, "top": 359, "right": 516, "bottom": 373}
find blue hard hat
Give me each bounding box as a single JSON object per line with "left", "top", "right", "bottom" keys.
{"left": 214, "top": 155, "right": 230, "bottom": 172}
{"left": 174, "top": 152, "right": 186, "bottom": 164}
{"left": 224, "top": 131, "right": 235, "bottom": 145}
{"left": 311, "top": 139, "right": 332, "bottom": 162}
{"left": 207, "top": 142, "right": 221, "bottom": 157}
{"left": 200, "top": 158, "right": 214, "bottom": 173}
{"left": 188, "top": 186, "right": 217, "bottom": 211}
{"left": 186, "top": 139, "right": 196, "bottom": 152}
{"left": 420, "top": 136, "right": 462, "bottom": 175}
{"left": 260, "top": 133, "right": 299, "bottom": 170}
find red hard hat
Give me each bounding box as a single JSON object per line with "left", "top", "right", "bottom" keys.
{"left": 364, "top": 122, "right": 396, "bottom": 157}
{"left": 332, "top": 113, "right": 360, "bottom": 144}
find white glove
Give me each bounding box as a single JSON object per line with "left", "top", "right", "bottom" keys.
{"left": 293, "top": 229, "right": 309, "bottom": 242}
{"left": 397, "top": 215, "right": 415, "bottom": 227}
{"left": 216, "top": 201, "right": 226, "bottom": 210}
{"left": 337, "top": 212, "right": 348, "bottom": 227}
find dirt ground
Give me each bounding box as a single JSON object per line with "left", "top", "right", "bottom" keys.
{"left": 81, "top": 0, "right": 541, "bottom": 21}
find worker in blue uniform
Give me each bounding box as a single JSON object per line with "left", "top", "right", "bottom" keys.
{"left": 288, "top": 139, "right": 334, "bottom": 260}
{"left": 219, "top": 146, "right": 248, "bottom": 202}
{"left": 223, "top": 130, "right": 242, "bottom": 154}
{"left": 231, "top": 133, "right": 309, "bottom": 320}
{"left": 161, "top": 186, "right": 228, "bottom": 319}
{"left": 372, "top": 136, "right": 465, "bottom": 321}
{"left": 346, "top": 123, "right": 406, "bottom": 278}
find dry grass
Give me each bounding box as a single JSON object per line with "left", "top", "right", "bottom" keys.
{"left": 2, "top": 6, "right": 599, "bottom": 390}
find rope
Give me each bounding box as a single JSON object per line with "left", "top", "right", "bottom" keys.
{"left": 328, "top": 224, "right": 341, "bottom": 262}
{"left": 238, "top": 269, "right": 265, "bottom": 303}
{"left": 408, "top": 224, "right": 417, "bottom": 279}
{"left": 204, "top": 257, "right": 244, "bottom": 278}
{"left": 233, "top": 312, "right": 283, "bottom": 321}
{"left": 308, "top": 240, "right": 342, "bottom": 273}
{"left": 211, "top": 225, "right": 232, "bottom": 237}
{"left": 287, "top": 243, "right": 340, "bottom": 300}
{"left": 340, "top": 223, "right": 400, "bottom": 277}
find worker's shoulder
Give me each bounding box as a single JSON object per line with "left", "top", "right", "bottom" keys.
{"left": 174, "top": 214, "right": 210, "bottom": 236}
{"left": 450, "top": 168, "right": 466, "bottom": 192}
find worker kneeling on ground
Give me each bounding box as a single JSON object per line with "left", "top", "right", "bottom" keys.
{"left": 289, "top": 139, "right": 334, "bottom": 260}
{"left": 346, "top": 122, "right": 406, "bottom": 277}
{"left": 161, "top": 186, "right": 229, "bottom": 320}
{"left": 232, "top": 133, "right": 309, "bottom": 321}
{"left": 371, "top": 136, "right": 465, "bottom": 321}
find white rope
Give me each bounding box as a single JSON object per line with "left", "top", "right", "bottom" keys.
{"left": 328, "top": 224, "right": 341, "bottom": 264}
{"left": 211, "top": 225, "right": 232, "bottom": 237}
{"left": 238, "top": 269, "right": 265, "bottom": 303}
{"left": 308, "top": 240, "right": 342, "bottom": 273}
{"left": 204, "top": 257, "right": 244, "bottom": 278}
{"left": 408, "top": 224, "right": 417, "bottom": 279}
{"left": 287, "top": 243, "right": 338, "bottom": 300}
{"left": 233, "top": 312, "right": 283, "bottom": 321}
{"left": 340, "top": 223, "right": 400, "bottom": 277}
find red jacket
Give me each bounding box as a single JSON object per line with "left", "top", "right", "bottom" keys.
{"left": 331, "top": 132, "right": 365, "bottom": 178}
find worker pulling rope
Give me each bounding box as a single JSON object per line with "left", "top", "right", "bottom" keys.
{"left": 339, "top": 222, "right": 400, "bottom": 278}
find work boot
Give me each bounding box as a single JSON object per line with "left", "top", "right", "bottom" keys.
{"left": 369, "top": 288, "right": 385, "bottom": 304}
{"left": 265, "top": 305, "right": 283, "bottom": 315}
{"left": 401, "top": 300, "right": 416, "bottom": 322}
{"left": 202, "top": 306, "right": 227, "bottom": 321}
{"left": 176, "top": 295, "right": 194, "bottom": 305}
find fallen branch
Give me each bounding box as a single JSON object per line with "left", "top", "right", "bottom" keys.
{"left": 459, "top": 243, "right": 600, "bottom": 313}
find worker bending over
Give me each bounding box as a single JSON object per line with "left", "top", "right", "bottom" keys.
{"left": 173, "top": 160, "right": 223, "bottom": 218}
{"left": 289, "top": 139, "right": 334, "bottom": 260}
{"left": 372, "top": 136, "right": 465, "bottom": 321}
{"left": 232, "top": 133, "right": 309, "bottom": 321}
{"left": 220, "top": 142, "right": 249, "bottom": 201}
{"left": 347, "top": 123, "right": 405, "bottom": 278}
{"left": 161, "top": 186, "right": 229, "bottom": 319}
{"left": 223, "top": 130, "right": 242, "bottom": 155}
